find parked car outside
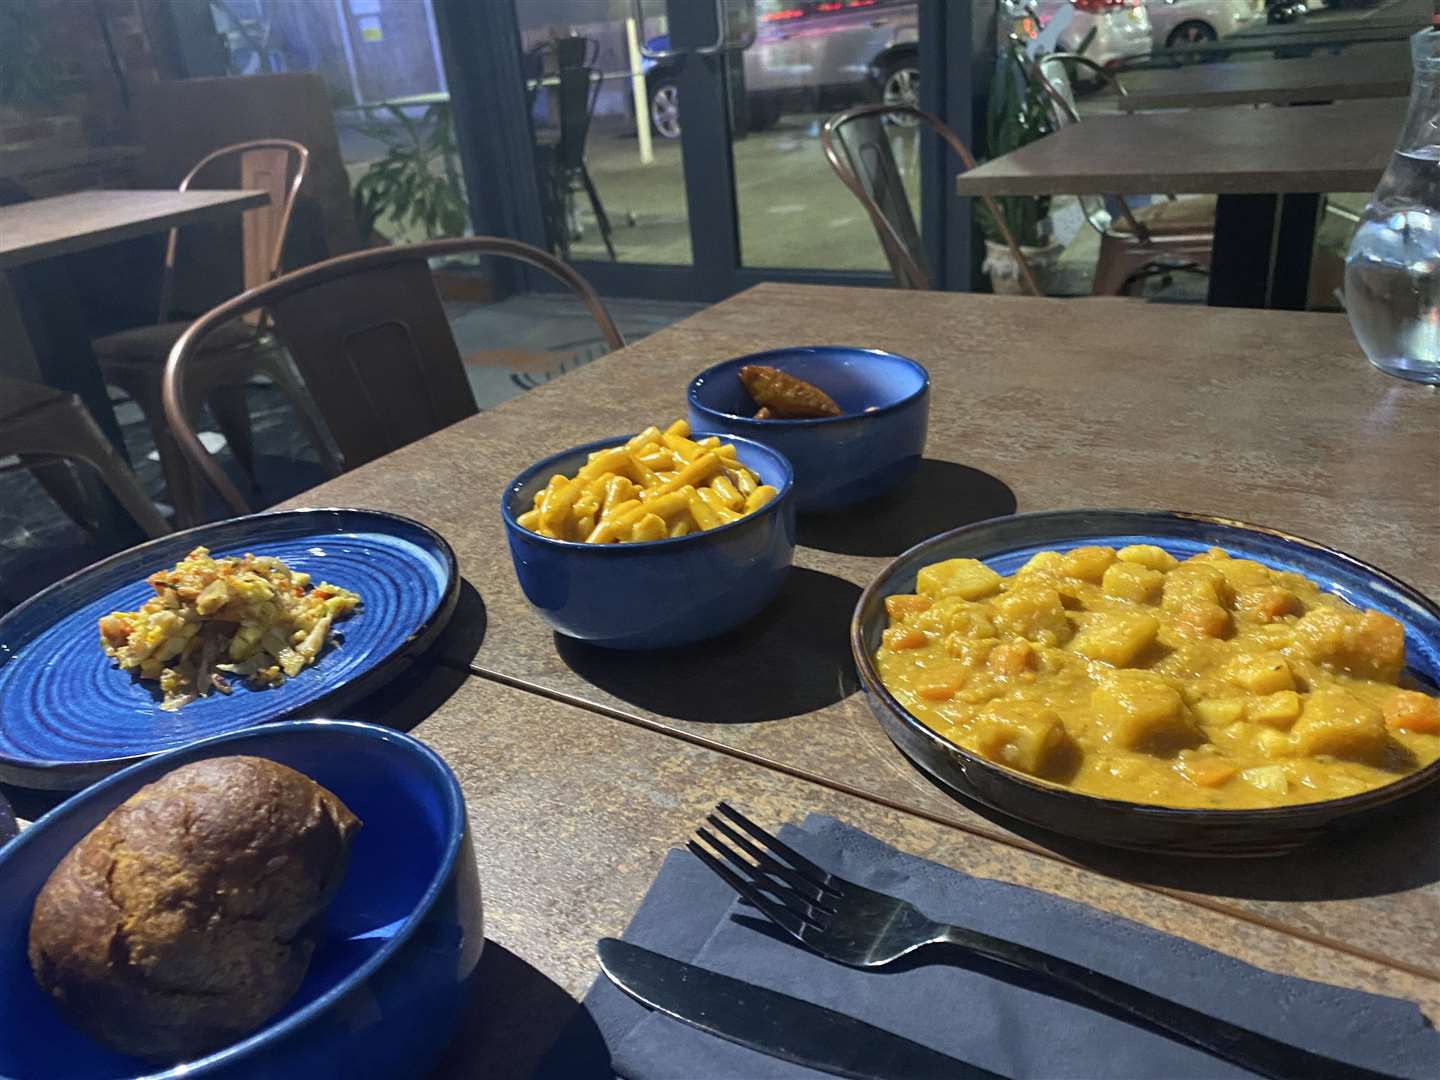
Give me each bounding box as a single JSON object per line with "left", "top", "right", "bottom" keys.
{"left": 1266, "top": 0, "right": 1309, "bottom": 24}
{"left": 1145, "top": 0, "right": 1265, "bottom": 50}
{"left": 998, "top": 1, "right": 1153, "bottom": 72}
{"left": 644, "top": 0, "right": 918, "bottom": 139}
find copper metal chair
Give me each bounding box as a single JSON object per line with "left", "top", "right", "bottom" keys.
{"left": 821, "top": 102, "right": 1042, "bottom": 297}
{"left": 94, "top": 139, "right": 339, "bottom": 521}
{"left": 1023, "top": 53, "right": 1214, "bottom": 296}
{"left": 162, "top": 236, "right": 625, "bottom": 519}
{"left": 0, "top": 376, "right": 170, "bottom": 539}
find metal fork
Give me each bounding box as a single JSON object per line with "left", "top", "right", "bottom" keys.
{"left": 688, "top": 803, "right": 1396, "bottom": 1080}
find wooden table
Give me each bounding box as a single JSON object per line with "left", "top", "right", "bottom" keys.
{"left": 0, "top": 189, "right": 268, "bottom": 457}
{"left": 1119, "top": 45, "right": 1411, "bottom": 111}
{"left": 955, "top": 98, "right": 1402, "bottom": 309}
{"left": 0, "top": 189, "right": 269, "bottom": 270}
{"left": 274, "top": 284, "right": 1440, "bottom": 1071}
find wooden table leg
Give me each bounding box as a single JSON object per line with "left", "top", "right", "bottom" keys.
{"left": 1208, "top": 193, "right": 1320, "bottom": 311}
{"left": 5, "top": 263, "right": 143, "bottom": 541}
{"left": 5, "top": 263, "right": 129, "bottom": 458}
{"left": 1269, "top": 193, "right": 1322, "bottom": 312}
{"left": 1208, "top": 194, "right": 1277, "bottom": 309}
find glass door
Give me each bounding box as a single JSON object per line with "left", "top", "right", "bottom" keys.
{"left": 518, "top": 1, "right": 696, "bottom": 269}
{"left": 728, "top": 0, "right": 922, "bottom": 272}
{"left": 482, "top": 0, "right": 924, "bottom": 300}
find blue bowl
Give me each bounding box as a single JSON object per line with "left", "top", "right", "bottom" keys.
{"left": 0, "top": 720, "right": 482, "bottom": 1079}
{"left": 687, "top": 347, "right": 930, "bottom": 513}
{"left": 852, "top": 509, "right": 1440, "bottom": 857}
{"left": 501, "top": 433, "right": 796, "bottom": 649}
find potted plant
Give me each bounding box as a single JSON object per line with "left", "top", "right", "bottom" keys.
{"left": 351, "top": 102, "right": 468, "bottom": 246}
{"left": 977, "top": 41, "right": 1063, "bottom": 294}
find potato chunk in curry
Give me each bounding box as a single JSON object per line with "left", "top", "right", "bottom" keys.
{"left": 877, "top": 544, "right": 1438, "bottom": 809}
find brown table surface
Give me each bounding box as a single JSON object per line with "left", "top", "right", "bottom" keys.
{"left": 286, "top": 283, "right": 1440, "bottom": 986}
{"left": 394, "top": 676, "right": 1438, "bottom": 1077}
{"left": 1119, "top": 45, "right": 1411, "bottom": 111}
{"left": 954, "top": 98, "right": 1402, "bottom": 196}
{"left": 0, "top": 189, "right": 268, "bottom": 270}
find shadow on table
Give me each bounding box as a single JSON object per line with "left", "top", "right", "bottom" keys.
{"left": 344, "top": 580, "right": 488, "bottom": 733}
{"left": 431, "top": 578, "right": 490, "bottom": 669}
{"left": 555, "top": 568, "right": 861, "bottom": 724}
{"left": 798, "top": 460, "right": 1017, "bottom": 558}
{"left": 0, "top": 582, "right": 488, "bottom": 823}
{"left": 910, "top": 768, "right": 1440, "bottom": 902}
{"left": 430, "top": 939, "right": 609, "bottom": 1080}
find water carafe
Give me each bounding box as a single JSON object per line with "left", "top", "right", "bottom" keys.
{"left": 1345, "top": 29, "right": 1440, "bottom": 384}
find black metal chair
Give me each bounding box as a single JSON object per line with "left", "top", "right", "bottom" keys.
{"left": 1020, "top": 52, "right": 1214, "bottom": 296}
{"left": 532, "top": 36, "right": 616, "bottom": 262}
{"left": 821, "top": 103, "right": 1042, "bottom": 296}
{"left": 162, "top": 237, "right": 625, "bottom": 519}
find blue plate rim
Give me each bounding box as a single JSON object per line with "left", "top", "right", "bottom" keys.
{"left": 0, "top": 507, "right": 461, "bottom": 788}
{"left": 850, "top": 507, "right": 1440, "bottom": 823}
{"left": 0, "top": 718, "right": 468, "bottom": 1078}
{"left": 499, "top": 432, "right": 795, "bottom": 553}
{"left": 686, "top": 346, "right": 931, "bottom": 428}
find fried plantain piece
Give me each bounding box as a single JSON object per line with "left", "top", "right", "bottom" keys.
{"left": 738, "top": 364, "right": 842, "bottom": 419}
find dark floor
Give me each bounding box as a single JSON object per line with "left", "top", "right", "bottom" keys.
{"left": 0, "top": 294, "right": 702, "bottom": 615}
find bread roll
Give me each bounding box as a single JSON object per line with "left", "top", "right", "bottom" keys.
{"left": 28, "top": 755, "right": 360, "bottom": 1063}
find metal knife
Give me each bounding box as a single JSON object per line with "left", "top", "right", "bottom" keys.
{"left": 597, "top": 938, "right": 999, "bottom": 1080}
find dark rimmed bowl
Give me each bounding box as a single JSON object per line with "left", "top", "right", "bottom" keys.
{"left": 686, "top": 347, "right": 929, "bottom": 513}
{"left": 0, "top": 508, "right": 460, "bottom": 790}
{"left": 851, "top": 509, "right": 1440, "bottom": 857}
{"left": 501, "top": 433, "right": 796, "bottom": 649}
{"left": 0, "top": 719, "right": 482, "bottom": 1079}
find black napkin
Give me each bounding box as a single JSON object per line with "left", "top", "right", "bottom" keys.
{"left": 568, "top": 815, "right": 1438, "bottom": 1079}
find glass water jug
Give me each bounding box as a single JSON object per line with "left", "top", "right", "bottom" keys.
{"left": 1345, "top": 28, "right": 1440, "bottom": 384}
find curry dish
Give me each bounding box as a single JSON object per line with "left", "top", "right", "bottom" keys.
{"left": 875, "top": 545, "right": 1440, "bottom": 809}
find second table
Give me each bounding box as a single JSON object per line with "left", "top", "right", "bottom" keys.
{"left": 954, "top": 98, "right": 1400, "bottom": 308}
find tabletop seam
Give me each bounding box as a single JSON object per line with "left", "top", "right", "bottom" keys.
{"left": 446, "top": 658, "right": 1440, "bottom": 985}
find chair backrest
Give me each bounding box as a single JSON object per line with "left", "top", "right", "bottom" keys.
{"left": 160, "top": 139, "right": 310, "bottom": 323}
{"left": 822, "top": 107, "right": 927, "bottom": 288}
{"left": 821, "top": 103, "right": 1042, "bottom": 297}
{"left": 162, "top": 237, "right": 626, "bottom": 518}
{"left": 556, "top": 66, "right": 599, "bottom": 170}
{"left": 553, "top": 34, "right": 597, "bottom": 70}
{"left": 1022, "top": 53, "right": 1148, "bottom": 240}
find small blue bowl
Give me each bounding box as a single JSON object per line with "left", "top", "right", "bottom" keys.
{"left": 687, "top": 347, "right": 930, "bottom": 513}
{"left": 501, "top": 433, "right": 796, "bottom": 649}
{"left": 0, "top": 720, "right": 482, "bottom": 1079}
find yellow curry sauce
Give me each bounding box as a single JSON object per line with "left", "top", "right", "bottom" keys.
{"left": 875, "top": 545, "right": 1440, "bottom": 809}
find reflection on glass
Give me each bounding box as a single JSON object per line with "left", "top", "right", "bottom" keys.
{"left": 519, "top": 1, "right": 693, "bottom": 265}
{"left": 203, "top": 0, "right": 470, "bottom": 247}
{"left": 727, "top": 0, "right": 922, "bottom": 270}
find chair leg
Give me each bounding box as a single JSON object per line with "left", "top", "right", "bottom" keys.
{"left": 23, "top": 456, "right": 98, "bottom": 533}
{"left": 107, "top": 366, "right": 204, "bottom": 527}
{"left": 579, "top": 165, "right": 617, "bottom": 261}
{"left": 205, "top": 383, "right": 257, "bottom": 487}
{"left": 1092, "top": 235, "right": 1146, "bottom": 297}
{"left": 251, "top": 351, "right": 344, "bottom": 476}
{"left": 5, "top": 398, "right": 170, "bottom": 538}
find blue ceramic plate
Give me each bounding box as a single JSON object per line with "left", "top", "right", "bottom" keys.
{"left": 852, "top": 509, "right": 1440, "bottom": 856}
{"left": 0, "top": 509, "right": 458, "bottom": 790}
